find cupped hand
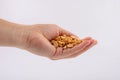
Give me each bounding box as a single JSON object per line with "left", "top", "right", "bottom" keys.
{"left": 19, "top": 24, "right": 97, "bottom": 60}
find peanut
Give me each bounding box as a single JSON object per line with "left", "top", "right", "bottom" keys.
{"left": 50, "top": 35, "right": 82, "bottom": 49}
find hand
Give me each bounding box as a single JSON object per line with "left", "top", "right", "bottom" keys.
{"left": 0, "top": 19, "right": 97, "bottom": 60}
{"left": 17, "top": 24, "right": 97, "bottom": 60}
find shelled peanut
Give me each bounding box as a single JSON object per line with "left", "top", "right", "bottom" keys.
{"left": 50, "top": 35, "right": 82, "bottom": 49}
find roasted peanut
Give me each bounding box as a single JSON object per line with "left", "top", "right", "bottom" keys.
{"left": 50, "top": 35, "right": 82, "bottom": 49}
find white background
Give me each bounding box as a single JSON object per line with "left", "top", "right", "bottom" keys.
{"left": 0, "top": 0, "right": 120, "bottom": 80}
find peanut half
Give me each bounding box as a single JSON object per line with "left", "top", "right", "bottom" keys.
{"left": 50, "top": 35, "right": 82, "bottom": 49}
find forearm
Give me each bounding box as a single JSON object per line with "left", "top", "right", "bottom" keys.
{"left": 0, "top": 19, "right": 26, "bottom": 48}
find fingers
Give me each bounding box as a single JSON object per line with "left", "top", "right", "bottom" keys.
{"left": 50, "top": 37, "right": 97, "bottom": 60}
{"left": 83, "top": 37, "right": 92, "bottom": 40}
{"left": 63, "top": 39, "right": 93, "bottom": 58}
{"left": 50, "top": 39, "right": 91, "bottom": 60}
{"left": 65, "top": 39, "right": 97, "bottom": 58}
{"left": 79, "top": 40, "right": 97, "bottom": 53}
{"left": 63, "top": 40, "right": 90, "bottom": 55}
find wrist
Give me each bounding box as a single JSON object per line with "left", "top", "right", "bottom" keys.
{"left": 0, "top": 19, "right": 29, "bottom": 48}
{"left": 11, "top": 24, "right": 27, "bottom": 48}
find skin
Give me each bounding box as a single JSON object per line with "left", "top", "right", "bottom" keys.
{"left": 0, "top": 19, "right": 97, "bottom": 60}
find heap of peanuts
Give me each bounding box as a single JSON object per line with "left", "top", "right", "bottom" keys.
{"left": 50, "top": 35, "right": 82, "bottom": 49}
